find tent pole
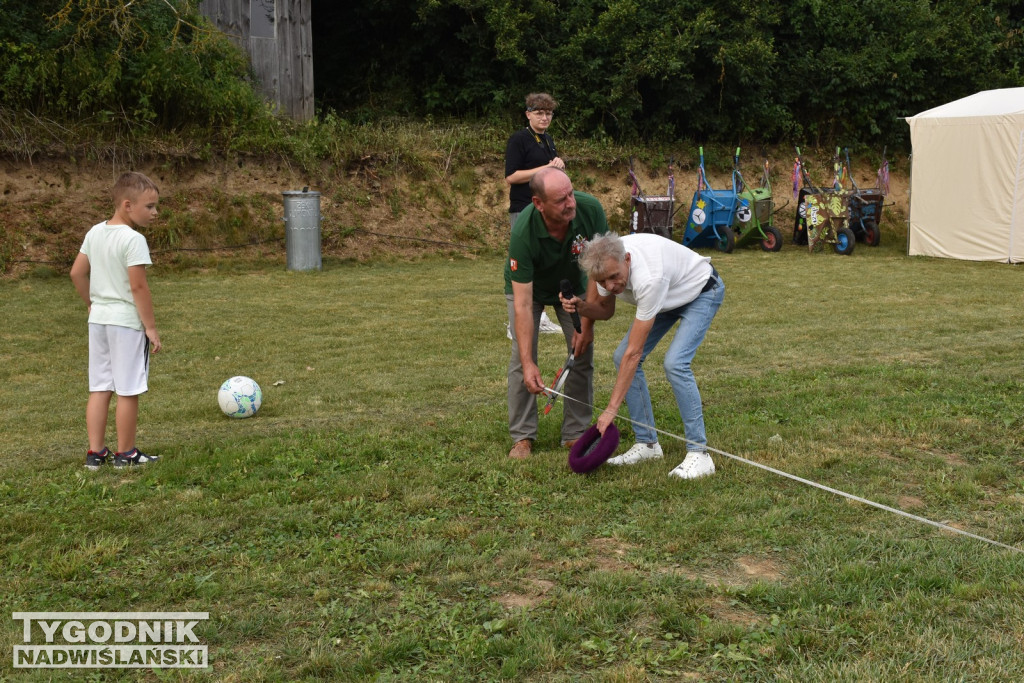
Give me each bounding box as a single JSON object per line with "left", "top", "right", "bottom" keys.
{"left": 906, "top": 152, "right": 913, "bottom": 256}
{"left": 1010, "top": 128, "right": 1023, "bottom": 264}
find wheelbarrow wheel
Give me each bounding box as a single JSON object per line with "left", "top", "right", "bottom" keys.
{"left": 863, "top": 219, "right": 881, "bottom": 247}
{"left": 761, "top": 226, "right": 783, "bottom": 252}
{"left": 834, "top": 227, "right": 856, "bottom": 255}
{"left": 716, "top": 226, "right": 735, "bottom": 253}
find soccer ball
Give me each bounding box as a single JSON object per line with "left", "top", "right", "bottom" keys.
{"left": 218, "top": 376, "right": 262, "bottom": 418}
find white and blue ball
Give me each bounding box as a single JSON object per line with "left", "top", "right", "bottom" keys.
{"left": 218, "top": 376, "right": 262, "bottom": 418}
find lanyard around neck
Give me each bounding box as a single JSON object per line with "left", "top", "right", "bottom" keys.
{"left": 528, "top": 127, "right": 553, "bottom": 157}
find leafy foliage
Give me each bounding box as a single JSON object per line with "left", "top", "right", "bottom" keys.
{"left": 314, "top": 0, "right": 1024, "bottom": 145}
{"left": 0, "top": 0, "right": 264, "bottom": 130}
{"left": 1, "top": 0, "right": 1022, "bottom": 147}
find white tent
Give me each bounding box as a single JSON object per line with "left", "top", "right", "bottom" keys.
{"left": 905, "top": 87, "right": 1024, "bottom": 262}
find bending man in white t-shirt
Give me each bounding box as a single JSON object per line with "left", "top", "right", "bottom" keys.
{"left": 561, "top": 232, "right": 725, "bottom": 479}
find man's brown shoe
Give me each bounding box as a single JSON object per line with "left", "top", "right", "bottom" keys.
{"left": 562, "top": 439, "right": 578, "bottom": 450}
{"left": 508, "top": 439, "right": 532, "bottom": 459}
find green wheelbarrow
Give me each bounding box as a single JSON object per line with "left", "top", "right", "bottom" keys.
{"left": 732, "top": 153, "right": 783, "bottom": 252}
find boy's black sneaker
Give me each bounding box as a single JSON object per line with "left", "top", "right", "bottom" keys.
{"left": 113, "top": 448, "right": 160, "bottom": 468}
{"left": 85, "top": 447, "right": 110, "bottom": 470}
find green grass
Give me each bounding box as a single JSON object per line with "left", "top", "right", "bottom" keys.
{"left": 3, "top": 236, "right": 1024, "bottom": 681}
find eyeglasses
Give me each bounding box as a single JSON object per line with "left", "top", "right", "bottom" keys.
{"left": 528, "top": 109, "right": 554, "bottom": 118}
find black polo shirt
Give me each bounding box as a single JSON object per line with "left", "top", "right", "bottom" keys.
{"left": 504, "top": 127, "right": 558, "bottom": 213}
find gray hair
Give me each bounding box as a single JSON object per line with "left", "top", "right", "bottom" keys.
{"left": 579, "top": 232, "right": 626, "bottom": 280}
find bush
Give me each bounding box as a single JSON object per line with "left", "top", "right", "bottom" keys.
{"left": 0, "top": 0, "right": 265, "bottom": 130}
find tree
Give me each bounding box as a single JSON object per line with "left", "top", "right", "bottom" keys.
{"left": 0, "top": 0, "right": 263, "bottom": 129}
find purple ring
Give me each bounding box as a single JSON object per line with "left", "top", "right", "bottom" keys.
{"left": 568, "top": 423, "right": 620, "bottom": 474}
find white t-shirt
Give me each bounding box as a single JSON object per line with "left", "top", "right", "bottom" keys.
{"left": 79, "top": 221, "right": 152, "bottom": 330}
{"left": 595, "top": 234, "right": 713, "bottom": 321}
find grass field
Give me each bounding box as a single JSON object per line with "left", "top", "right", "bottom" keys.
{"left": 3, "top": 233, "right": 1024, "bottom": 681}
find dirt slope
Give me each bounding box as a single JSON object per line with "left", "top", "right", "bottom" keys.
{"left": 0, "top": 152, "right": 909, "bottom": 278}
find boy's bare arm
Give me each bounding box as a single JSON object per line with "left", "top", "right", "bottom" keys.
{"left": 128, "top": 265, "right": 162, "bottom": 353}
{"left": 70, "top": 252, "right": 91, "bottom": 307}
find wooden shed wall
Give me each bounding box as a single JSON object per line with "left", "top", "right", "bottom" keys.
{"left": 199, "top": 0, "right": 314, "bottom": 122}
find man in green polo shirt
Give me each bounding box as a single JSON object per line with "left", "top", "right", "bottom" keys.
{"left": 504, "top": 167, "right": 609, "bottom": 459}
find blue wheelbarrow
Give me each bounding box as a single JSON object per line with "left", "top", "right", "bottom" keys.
{"left": 843, "top": 148, "right": 886, "bottom": 247}
{"left": 682, "top": 147, "right": 741, "bottom": 253}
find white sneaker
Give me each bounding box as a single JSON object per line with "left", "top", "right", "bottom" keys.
{"left": 538, "top": 311, "right": 561, "bottom": 334}
{"left": 668, "top": 452, "right": 715, "bottom": 480}
{"left": 508, "top": 312, "right": 561, "bottom": 338}
{"left": 607, "top": 442, "right": 663, "bottom": 466}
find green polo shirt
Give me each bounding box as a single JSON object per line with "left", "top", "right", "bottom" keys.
{"left": 503, "top": 191, "right": 609, "bottom": 305}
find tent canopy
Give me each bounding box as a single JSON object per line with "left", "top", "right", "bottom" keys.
{"left": 905, "top": 87, "right": 1024, "bottom": 263}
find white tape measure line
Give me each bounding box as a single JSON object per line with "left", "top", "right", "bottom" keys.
{"left": 547, "top": 388, "right": 1022, "bottom": 554}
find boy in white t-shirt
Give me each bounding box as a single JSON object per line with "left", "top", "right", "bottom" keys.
{"left": 70, "top": 172, "right": 163, "bottom": 469}
{"left": 563, "top": 232, "right": 724, "bottom": 479}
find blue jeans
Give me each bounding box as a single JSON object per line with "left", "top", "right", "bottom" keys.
{"left": 613, "top": 273, "right": 724, "bottom": 450}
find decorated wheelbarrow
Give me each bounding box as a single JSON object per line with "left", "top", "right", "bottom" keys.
{"left": 791, "top": 147, "right": 855, "bottom": 255}
{"left": 732, "top": 154, "right": 783, "bottom": 252}
{"left": 682, "top": 147, "right": 740, "bottom": 253}
{"left": 628, "top": 157, "right": 676, "bottom": 239}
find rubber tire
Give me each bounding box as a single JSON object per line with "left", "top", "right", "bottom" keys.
{"left": 863, "top": 219, "right": 881, "bottom": 247}
{"left": 568, "top": 423, "right": 620, "bottom": 474}
{"left": 761, "top": 226, "right": 783, "bottom": 252}
{"left": 717, "top": 226, "right": 735, "bottom": 253}
{"left": 834, "top": 227, "right": 856, "bottom": 255}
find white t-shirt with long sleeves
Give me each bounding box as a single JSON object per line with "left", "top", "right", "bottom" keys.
{"left": 79, "top": 221, "right": 152, "bottom": 330}
{"left": 595, "top": 233, "right": 713, "bottom": 321}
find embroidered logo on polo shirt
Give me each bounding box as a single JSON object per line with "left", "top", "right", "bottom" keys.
{"left": 570, "top": 235, "right": 587, "bottom": 259}
{"left": 510, "top": 258, "right": 518, "bottom": 271}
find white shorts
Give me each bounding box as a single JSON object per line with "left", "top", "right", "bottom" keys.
{"left": 89, "top": 323, "right": 150, "bottom": 396}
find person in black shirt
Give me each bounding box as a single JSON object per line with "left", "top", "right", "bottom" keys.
{"left": 504, "top": 93, "right": 565, "bottom": 230}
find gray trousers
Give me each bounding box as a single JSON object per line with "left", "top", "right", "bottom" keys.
{"left": 506, "top": 294, "right": 594, "bottom": 444}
